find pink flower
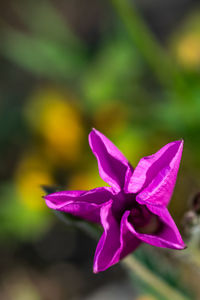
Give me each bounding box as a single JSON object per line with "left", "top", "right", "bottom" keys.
{"left": 44, "top": 129, "right": 186, "bottom": 273}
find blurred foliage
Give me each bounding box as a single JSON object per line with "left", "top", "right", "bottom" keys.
{"left": 0, "top": 182, "right": 52, "bottom": 241}
{"left": 133, "top": 247, "right": 193, "bottom": 299}
{"left": 82, "top": 36, "right": 143, "bottom": 108}
{"left": 0, "top": 0, "right": 200, "bottom": 298}
{"left": 0, "top": 1, "right": 87, "bottom": 81}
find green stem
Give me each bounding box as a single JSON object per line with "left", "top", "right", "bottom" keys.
{"left": 123, "top": 255, "right": 190, "bottom": 300}
{"left": 109, "top": 0, "right": 187, "bottom": 97}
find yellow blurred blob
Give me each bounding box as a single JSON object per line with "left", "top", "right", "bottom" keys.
{"left": 25, "top": 87, "right": 84, "bottom": 164}
{"left": 170, "top": 12, "right": 200, "bottom": 69}
{"left": 116, "top": 129, "right": 147, "bottom": 167}
{"left": 175, "top": 33, "right": 200, "bottom": 68}
{"left": 15, "top": 153, "right": 54, "bottom": 211}
{"left": 68, "top": 169, "right": 107, "bottom": 190}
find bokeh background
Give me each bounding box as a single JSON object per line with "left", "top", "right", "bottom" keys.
{"left": 0, "top": 0, "right": 200, "bottom": 299}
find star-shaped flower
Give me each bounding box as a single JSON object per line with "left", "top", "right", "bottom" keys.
{"left": 44, "top": 129, "right": 185, "bottom": 273}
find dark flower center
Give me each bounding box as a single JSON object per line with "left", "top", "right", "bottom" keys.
{"left": 112, "top": 191, "right": 160, "bottom": 235}
{"left": 129, "top": 205, "right": 160, "bottom": 234}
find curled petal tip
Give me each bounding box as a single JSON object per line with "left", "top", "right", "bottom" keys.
{"left": 177, "top": 139, "right": 184, "bottom": 145}
{"left": 172, "top": 238, "right": 186, "bottom": 250}
{"left": 89, "top": 128, "right": 98, "bottom": 135}
{"left": 167, "top": 139, "right": 183, "bottom": 150}
{"left": 176, "top": 243, "right": 187, "bottom": 250}
{"left": 178, "top": 241, "right": 187, "bottom": 250}
{"left": 93, "top": 265, "right": 99, "bottom": 274}
{"left": 173, "top": 139, "right": 184, "bottom": 150}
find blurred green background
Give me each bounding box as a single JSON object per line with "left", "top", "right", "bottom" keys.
{"left": 0, "top": 0, "right": 200, "bottom": 299}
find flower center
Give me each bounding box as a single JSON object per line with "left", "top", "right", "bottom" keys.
{"left": 112, "top": 192, "right": 160, "bottom": 235}
{"left": 112, "top": 192, "right": 136, "bottom": 219}
{"left": 129, "top": 205, "right": 160, "bottom": 234}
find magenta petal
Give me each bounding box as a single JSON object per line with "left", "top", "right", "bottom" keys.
{"left": 93, "top": 201, "right": 121, "bottom": 273}
{"left": 146, "top": 205, "right": 186, "bottom": 249}
{"left": 128, "top": 140, "right": 183, "bottom": 206}
{"left": 89, "top": 129, "right": 133, "bottom": 192}
{"left": 119, "top": 211, "right": 141, "bottom": 259}
{"left": 127, "top": 205, "right": 185, "bottom": 250}
{"left": 45, "top": 187, "right": 113, "bottom": 224}
{"left": 93, "top": 206, "right": 140, "bottom": 273}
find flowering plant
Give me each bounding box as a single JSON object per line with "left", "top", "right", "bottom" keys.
{"left": 44, "top": 129, "right": 185, "bottom": 273}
